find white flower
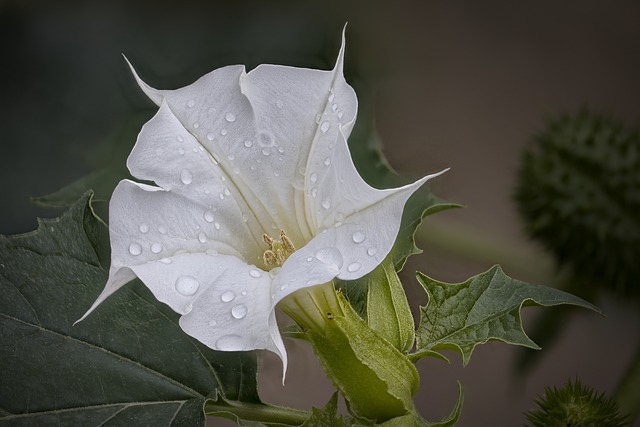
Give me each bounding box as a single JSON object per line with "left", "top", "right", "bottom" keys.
{"left": 79, "top": 33, "right": 445, "bottom": 373}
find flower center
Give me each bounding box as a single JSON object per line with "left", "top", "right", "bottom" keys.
{"left": 262, "top": 230, "right": 296, "bottom": 269}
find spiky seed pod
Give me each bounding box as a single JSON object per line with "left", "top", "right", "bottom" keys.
{"left": 525, "top": 378, "right": 628, "bottom": 427}
{"left": 515, "top": 110, "right": 640, "bottom": 295}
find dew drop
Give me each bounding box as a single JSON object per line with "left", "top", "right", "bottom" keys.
{"left": 262, "top": 148, "right": 270, "bottom": 156}
{"left": 225, "top": 112, "right": 236, "bottom": 122}
{"left": 242, "top": 213, "right": 249, "bottom": 222}
{"left": 274, "top": 171, "right": 280, "bottom": 177}
{"left": 249, "top": 269, "right": 262, "bottom": 278}
{"left": 220, "top": 290, "right": 235, "bottom": 303}
{"left": 324, "top": 157, "right": 331, "bottom": 167}
{"left": 311, "top": 188, "right": 318, "bottom": 198}
{"left": 178, "top": 148, "right": 185, "bottom": 155}
{"left": 315, "top": 247, "right": 344, "bottom": 269}
{"left": 306, "top": 256, "right": 313, "bottom": 262}
{"left": 231, "top": 304, "right": 248, "bottom": 319}
{"left": 347, "top": 262, "right": 361, "bottom": 272}
{"left": 198, "top": 232, "right": 207, "bottom": 243}
{"left": 334, "top": 221, "right": 342, "bottom": 228}
{"left": 180, "top": 169, "right": 193, "bottom": 185}
{"left": 352, "top": 231, "right": 366, "bottom": 243}
{"left": 214, "top": 222, "right": 221, "bottom": 230}
{"left": 280, "top": 284, "right": 288, "bottom": 291}
{"left": 332, "top": 104, "right": 338, "bottom": 112}
{"left": 328, "top": 93, "right": 335, "bottom": 102}
{"left": 204, "top": 210, "right": 215, "bottom": 223}
{"left": 244, "top": 140, "right": 253, "bottom": 148}
{"left": 221, "top": 128, "right": 228, "bottom": 136}
{"left": 151, "top": 243, "right": 162, "bottom": 253}
{"left": 158, "top": 226, "right": 167, "bottom": 234}
{"left": 367, "top": 247, "right": 377, "bottom": 257}
{"left": 207, "top": 133, "right": 214, "bottom": 141}
{"left": 160, "top": 257, "right": 172, "bottom": 264}
{"left": 258, "top": 130, "right": 275, "bottom": 147}
{"left": 320, "top": 121, "right": 330, "bottom": 133}
{"left": 208, "top": 319, "right": 217, "bottom": 327}
{"left": 177, "top": 135, "right": 184, "bottom": 142}
{"left": 193, "top": 122, "right": 200, "bottom": 129}
{"left": 321, "top": 196, "right": 331, "bottom": 209}
{"left": 228, "top": 154, "right": 235, "bottom": 161}
{"left": 139, "top": 223, "right": 149, "bottom": 233}
{"left": 187, "top": 99, "right": 195, "bottom": 108}
{"left": 224, "top": 187, "right": 231, "bottom": 196}
{"left": 338, "top": 111, "right": 344, "bottom": 119}
{"left": 216, "top": 335, "right": 244, "bottom": 351}
{"left": 241, "top": 290, "right": 248, "bottom": 296}
{"left": 129, "top": 243, "right": 142, "bottom": 256}
{"left": 310, "top": 172, "right": 318, "bottom": 183}
{"left": 277, "top": 146, "right": 285, "bottom": 154}
{"left": 175, "top": 275, "right": 199, "bottom": 296}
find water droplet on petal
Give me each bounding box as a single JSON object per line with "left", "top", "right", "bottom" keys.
{"left": 320, "top": 121, "right": 330, "bottom": 133}
{"left": 216, "top": 335, "right": 244, "bottom": 351}
{"left": 244, "top": 140, "right": 253, "bottom": 148}
{"left": 352, "top": 231, "right": 366, "bottom": 243}
{"left": 311, "top": 188, "right": 318, "bottom": 198}
{"left": 310, "top": 172, "right": 318, "bottom": 183}
{"left": 139, "top": 223, "right": 149, "bottom": 233}
{"left": 129, "top": 243, "right": 142, "bottom": 256}
{"left": 198, "top": 232, "right": 207, "bottom": 243}
{"left": 193, "top": 122, "right": 200, "bottom": 129}
{"left": 241, "top": 290, "right": 248, "bottom": 296}
{"left": 175, "top": 275, "right": 199, "bottom": 296}
{"left": 306, "top": 257, "right": 313, "bottom": 262}
{"left": 347, "top": 262, "right": 361, "bottom": 272}
{"left": 262, "top": 148, "right": 270, "bottom": 156}
{"left": 321, "top": 197, "right": 331, "bottom": 209}
{"left": 280, "top": 284, "right": 288, "bottom": 291}
{"left": 242, "top": 213, "right": 249, "bottom": 222}
{"left": 151, "top": 243, "right": 162, "bottom": 253}
{"left": 274, "top": 171, "right": 280, "bottom": 177}
{"left": 220, "top": 128, "right": 228, "bottom": 136}
{"left": 225, "top": 112, "right": 236, "bottom": 122}
{"left": 180, "top": 169, "right": 193, "bottom": 185}
{"left": 324, "top": 157, "right": 331, "bottom": 167}
{"left": 187, "top": 100, "right": 195, "bottom": 108}
{"left": 278, "top": 146, "right": 285, "bottom": 154}
{"left": 214, "top": 222, "right": 221, "bottom": 230}
{"left": 204, "top": 210, "right": 215, "bottom": 223}
{"left": 331, "top": 103, "right": 338, "bottom": 112}
{"left": 208, "top": 319, "right": 217, "bottom": 327}
{"left": 367, "top": 247, "right": 377, "bottom": 256}
{"left": 158, "top": 226, "right": 167, "bottom": 235}
{"left": 207, "top": 133, "right": 214, "bottom": 141}
{"left": 258, "top": 130, "right": 275, "bottom": 147}
{"left": 338, "top": 111, "right": 344, "bottom": 119}
{"left": 177, "top": 135, "right": 184, "bottom": 142}
{"left": 224, "top": 187, "right": 231, "bottom": 196}
{"left": 328, "top": 93, "right": 335, "bottom": 102}
{"left": 249, "top": 269, "right": 261, "bottom": 278}
{"left": 160, "top": 257, "right": 172, "bottom": 264}
{"left": 220, "top": 290, "right": 235, "bottom": 303}
{"left": 315, "top": 247, "right": 344, "bottom": 269}
{"left": 231, "top": 304, "right": 248, "bottom": 319}
{"left": 334, "top": 221, "right": 342, "bottom": 228}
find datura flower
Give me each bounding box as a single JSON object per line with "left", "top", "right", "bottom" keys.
{"left": 79, "top": 34, "right": 444, "bottom": 374}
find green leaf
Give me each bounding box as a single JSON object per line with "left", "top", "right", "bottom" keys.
{"left": 413, "top": 265, "right": 600, "bottom": 365}
{"left": 0, "top": 192, "right": 259, "bottom": 426}
{"left": 366, "top": 259, "right": 415, "bottom": 354}
{"left": 300, "top": 393, "right": 352, "bottom": 427}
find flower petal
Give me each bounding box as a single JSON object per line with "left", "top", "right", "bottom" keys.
{"left": 127, "top": 253, "right": 285, "bottom": 364}
{"left": 125, "top": 33, "right": 356, "bottom": 247}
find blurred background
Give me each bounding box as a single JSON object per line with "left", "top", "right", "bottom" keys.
{"left": 1, "top": 0, "right": 639, "bottom": 425}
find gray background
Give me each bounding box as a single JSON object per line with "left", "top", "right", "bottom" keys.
{"left": 1, "top": 1, "right": 638, "bottom": 425}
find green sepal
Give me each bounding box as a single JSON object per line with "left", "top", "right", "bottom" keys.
{"left": 307, "top": 292, "right": 419, "bottom": 422}
{"left": 366, "top": 258, "right": 415, "bottom": 354}
{"left": 414, "top": 265, "right": 600, "bottom": 365}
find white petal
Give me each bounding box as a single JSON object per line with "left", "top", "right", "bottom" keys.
{"left": 126, "top": 35, "right": 356, "bottom": 247}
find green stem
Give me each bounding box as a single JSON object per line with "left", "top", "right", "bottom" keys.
{"left": 204, "top": 399, "right": 309, "bottom": 425}
{"left": 416, "top": 217, "right": 555, "bottom": 282}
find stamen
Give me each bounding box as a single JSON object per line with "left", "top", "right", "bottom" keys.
{"left": 263, "top": 233, "right": 274, "bottom": 249}
{"left": 264, "top": 250, "right": 277, "bottom": 266}
{"left": 281, "top": 230, "right": 296, "bottom": 253}
{"left": 261, "top": 230, "right": 297, "bottom": 269}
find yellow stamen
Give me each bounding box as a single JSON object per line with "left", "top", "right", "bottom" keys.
{"left": 261, "top": 229, "right": 297, "bottom": 269}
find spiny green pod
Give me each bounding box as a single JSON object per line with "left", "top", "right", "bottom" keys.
{"left": 524, "top": 378, "right": 629, "bottom": 427}
{"left": 515, "top": 109, "right": 640, "bottom": 295}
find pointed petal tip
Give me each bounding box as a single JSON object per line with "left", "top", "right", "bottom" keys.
{"left": 122, "top": 55, "right": 163, "bottom": 106}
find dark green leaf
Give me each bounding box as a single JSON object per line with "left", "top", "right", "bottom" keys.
{"left": 0, "top": 193, "right": 258, "bottom": 426}
{"left": 414, "top": 265, "right": 600, "bottom": 365}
